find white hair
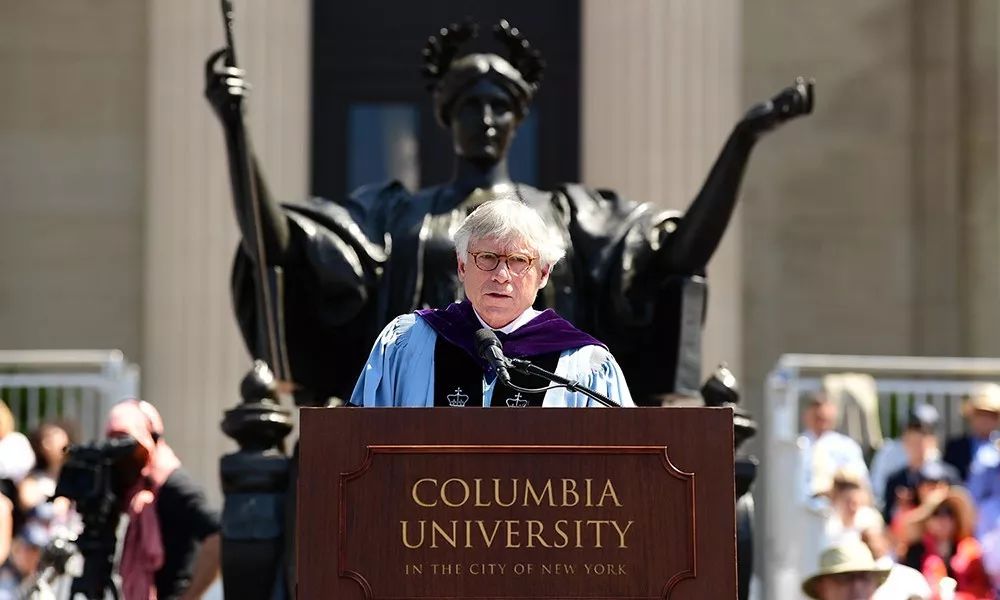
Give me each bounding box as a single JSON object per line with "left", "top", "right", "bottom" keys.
{"left": 453, "top": 199, "right": 566, "bottom": 270}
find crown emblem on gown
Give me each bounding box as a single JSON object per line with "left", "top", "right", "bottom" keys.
{"left": 506, "top": 392, "right": 528, "bottom": 408}
{"left": 447, "top": 387, "right": 469, "bottom": 407}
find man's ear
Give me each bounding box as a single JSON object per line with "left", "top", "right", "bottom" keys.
{"left": 538, "top": 265, "right": 551, "bottom": 289}
{"left": 457, "top": 256, "right": 466, "bottom": 283}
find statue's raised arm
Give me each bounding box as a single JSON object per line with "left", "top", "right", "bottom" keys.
{"left": 204, "top": 49, "right": 291, "bottom": 265}
{"left": 204, "top": 46, "right": 389, "bottom": 404}
{"left": 663, "top": 78, "right": 814, "bottom": 274}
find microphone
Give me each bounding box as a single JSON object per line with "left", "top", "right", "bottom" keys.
{"left": 474, "top": 328, "right": 512, "bottom": 384}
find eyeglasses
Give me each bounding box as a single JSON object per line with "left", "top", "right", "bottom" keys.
{"left": 468, "top": 251, "right": 536, "bottom": 275}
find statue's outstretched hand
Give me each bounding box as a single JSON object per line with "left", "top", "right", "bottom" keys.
{"left": 740, "top": 76, "right": 814, "bottom": 136}
{"left": 204, "top": 48, "right": 251, "bottom": 124}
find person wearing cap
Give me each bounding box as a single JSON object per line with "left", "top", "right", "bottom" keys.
{"left": 945, "top": 383, "right": 1000, "bottom": 482}
{"left": 900, "top": 486, "right": 992, "bottom": 599}
{"left": 801, "top": 539, "right": 891, "bottom": 600}
{"left": 882, "top": 407, "right": 952, "bottom": 524}
{"left": 870, "top": 404, "right": 942, "bottom": 514}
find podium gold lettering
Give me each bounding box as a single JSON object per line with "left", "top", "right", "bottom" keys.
{"left": 524, "top": 479, "right": 554, "bottom": 506}
{"left": 401, "top": 520, "right": 426, "bottom": 548}
{"left": 505, "top": 519, "right": 522, "bottom": 547}
{"left": 561, "top": 479, "right": 579, "bottom": 506}
{"left": 469, "top": 563, "right": 505, "bottom": 575}
{"left": 430, "top": 520, "right": 459, "bottom": 548}
{"left": 441, "top": 479, "right": 470, "bottom": 507}
{"left": 611, "top": 520, "right": 634, "bottom": 548}
{"left": 552, "top": 519, "right": 570, "bottom": 548}
{"left": 477, "top": 520, "right": 503, "bottom": 547}
{"left": 525, "top": 520, "right": 552, "bottom": 548}
{"left": 586, "top": 520, "right": 610, "bottom": 548}
{"left": 412, "top": 479, "right": 438, "bottom": 507}
{"left": 473, "top": 479, "right": 491, "bottom": 507}
{"left": 597, "top": 480, "right": 623, "bottom": 507}
{"left": 494, "top": 478, "right": 518, "bottom": 507}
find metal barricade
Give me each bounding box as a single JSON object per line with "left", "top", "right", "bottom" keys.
{"left": 0, "top": 349, "right": 139, "bottom": 442}
{"left": 759, "top": 354, "right": 1000, "bottom": 600}
{"left": 0, "top": 350, "right": 139, "bottom": 599}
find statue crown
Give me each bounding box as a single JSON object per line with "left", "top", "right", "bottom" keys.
{"left": 420, "top": 19, "right": 545, "bottom": 92}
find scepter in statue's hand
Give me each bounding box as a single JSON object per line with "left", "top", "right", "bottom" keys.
{"left": 205, "top": 0, "right": 291, "bottom": 382}
{"left": 205, "top": 0, "right": 252, "bottom": 124}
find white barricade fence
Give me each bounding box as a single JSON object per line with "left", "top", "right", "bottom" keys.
{"left": 0, "top": 350, "right": 140, "bottom": 599}
{"left": 0, "top": 350, "right": 139, "bottom": 442}
{"left": 760, "top": 354, "right": 1000, "bottom": 600}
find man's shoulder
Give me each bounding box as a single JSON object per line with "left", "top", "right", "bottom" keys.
{"left": 158, "top": 468, "right": 207, "bottom": 502}
{"left": 372, "top": 313, "right": 439, "bottom": 358}
{"left": 563, "top": 344, "right": 612, "bottom": 365}
{"left": 820, "top": 430, "right": 863, "bottom": 447}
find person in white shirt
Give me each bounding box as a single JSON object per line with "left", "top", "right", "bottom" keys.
{"left": 824, "top": 469, "right": 884, "bottom": 547}
{"left": 799, "top": 394, "right": 870, "bottom": 506}
{"left": 861, "top": 526, "right": 932, "bottom": 600}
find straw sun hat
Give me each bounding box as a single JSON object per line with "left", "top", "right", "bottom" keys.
{"left": 801, "top": 540, "right": 891, "bottom": 599}
{"left": 962, "top": 383, "right": 1000, "bottom": 415}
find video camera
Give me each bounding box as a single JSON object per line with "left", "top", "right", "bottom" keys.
{"left": 52, "top": 436, "right": 140, "bottom": 600}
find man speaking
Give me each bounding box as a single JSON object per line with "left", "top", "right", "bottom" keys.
{"left": 350, "top": 199, "right": 634, "bottom": 408}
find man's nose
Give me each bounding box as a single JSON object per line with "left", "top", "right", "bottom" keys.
{"left": 482, "top": 104, "right": 495, "bottom": 126}
{"left": 491, "top": 261, "right": 511, "bottom": 282}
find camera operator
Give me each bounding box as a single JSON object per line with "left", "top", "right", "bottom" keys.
{"left": 105, "top": 400, "right": 220, "bottom": 600}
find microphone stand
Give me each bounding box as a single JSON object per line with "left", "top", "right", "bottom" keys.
{"left": 507, "top": 358, "right": 621, "bottom": 408}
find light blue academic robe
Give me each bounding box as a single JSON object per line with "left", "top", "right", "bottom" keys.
{"left": 350, "top": 314, "right": 635, "bottom": 408}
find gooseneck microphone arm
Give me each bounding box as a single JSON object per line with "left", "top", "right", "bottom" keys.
{"left": 507, "top": 358, "right": 620, "bottom": 408}
{"left": 474, "top": 328, "right": 621, "bottom": 408}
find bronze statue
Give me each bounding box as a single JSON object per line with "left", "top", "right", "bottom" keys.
{"left": 206, "top": 17, "right": 812, "bottom": 598}
{"left": 206, "top": 20, "right": 813, "bottom": 407}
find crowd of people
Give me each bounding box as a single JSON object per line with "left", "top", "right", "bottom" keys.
{"left": 0, "top": 398, "right": 219, "bottom": 599}
{"left": 0, "top": 403, "right": 76, "bottom": 598}
{"left": 800, "top": 383, "right": 1000, "bottom": 599}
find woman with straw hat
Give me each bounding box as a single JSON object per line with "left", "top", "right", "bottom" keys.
{"left": 801, "top": 539, "right": 891, "bottom": 599}
{"left": 902, "top": 486, "right": 992, "bottom": 599}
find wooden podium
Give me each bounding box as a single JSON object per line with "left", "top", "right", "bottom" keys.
{"left": 298, "top": 408, "right": 736, "bottom": 599}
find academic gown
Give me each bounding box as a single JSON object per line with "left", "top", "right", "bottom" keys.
{"left": 350, "top": 303, "right": 635, "bottom": 409}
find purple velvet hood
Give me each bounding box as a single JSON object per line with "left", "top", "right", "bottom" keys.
{"left": 415, "top": 301, "right": 605, "bottom": 368}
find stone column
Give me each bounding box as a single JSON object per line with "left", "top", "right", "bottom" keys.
{"left": 961, "top": 0, "right": 1000, "bottom": 357}
{"left": 580, "top": 0, "right": 744, "bottom": 383}
{"left": 143, "top": 0, "right": 309, "bottom": 503}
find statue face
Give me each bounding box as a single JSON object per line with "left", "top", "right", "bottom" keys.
{"left": 457, "top": 235, "right": 549, "bottom": 329}
{"left": 449, "top": 79, "right": 519, "bottom": 164}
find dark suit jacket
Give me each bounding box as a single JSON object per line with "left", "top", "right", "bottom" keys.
{"left": 882, "top": 466, "right": 918, "bottom": 523}
{"left": 944, "top": 435, "right": 974, "bottom": 481}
